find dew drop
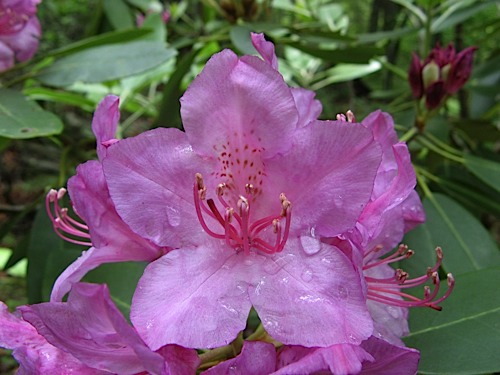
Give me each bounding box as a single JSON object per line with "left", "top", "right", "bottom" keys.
{"left": 387, "top": 306, "right": 401, "bottom": 319}
{"left": 146, "top": 319, "right": 154, "bottom": 330}
{"left": 166, "top": 206, "right": 181, "bottom": 227}
{"left": 301, "top": 268, "right": 313, "bottom": 282}
{"left": 337, "top": 286, "right": 348, "bottom": 300}
{"left": 263, "top": 259, "right": 280, "bottom": 275}
{"left": 348, "top": 334, "right": 357, "bottom": 342}
{"left": 334, "top": 195, "right": 344, "bottom": 207}
{"left": 300, "top": 235, "right": 321, "bottom": 255}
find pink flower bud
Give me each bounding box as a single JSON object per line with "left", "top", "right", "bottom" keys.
{"left": 408, "top": 53, "right": 423, "bottom": 98}
{"left": 446, "top": 46, "right": 477, "bottom": 94}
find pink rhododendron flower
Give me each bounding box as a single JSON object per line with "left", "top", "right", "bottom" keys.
{"left": 19, "top": 283, "right": 199, "bottom": 374}
{"left": 276, "top": 336, "right": 419, "bottom": 375}
{"left": 102, "top": 36, "right": 384, "bottom": 350}
{"left": 0, "top": 0, "right": 41, "bottom": 71}
{"left": 0, "top": 301, "right": 105, "bottom": 374}
{"left": 46, "top": 96, "right": 166, "bottom": 301}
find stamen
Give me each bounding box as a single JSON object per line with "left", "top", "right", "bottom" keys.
{"left": 193, "top": 173, "right": 292, "bottom": 255}
{"left": 45, "top": 188, "right": 92, "bottom": 246}
{"left": 365, "top": 245, "right": 454, "bottom": 311}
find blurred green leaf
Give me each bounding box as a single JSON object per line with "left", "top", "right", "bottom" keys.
{"left": 103, "top": 0, "right": 134, "bottom": 30}
{"left": 23, "top": 87, "right": 95, "bottom": 111}
{"left": 38, "top": 41, "right": 177, "bottom": 87}
{"left": 157, "top": 48, "right": 199, "bottom": 128}
{"left": 420, "top": 193, "right": 500, "bottom": 275}
{"left": 404, "top": 267, "right": 500, "bottom": 374}
{"left": 431, "top": 0, "right": 497, "bottom": 33}
{"left": 311, "top": 59, "right": 382, "bottom": 90}
{"left": 230, "top": 25, "right": 258, "bottom": 55}
{"left": 358, "top": 27, "right": 417, "bottom": 43}
{"left": 286, "top": 43, "right": 382, "bottom": 63}
{"left": 464, "top": 154, "right": 500, "bottom": 194}
{"left": 0, "top": 89, "right": 63, "bottom": 139}
{"left": 48, "top": 28, "right": 153, "bottom": 58}
{"left": 84, "top": 262, "right": 146, "bottom": 317}
{"left": 27, "top": 205, "right": 82, "bottom": 303}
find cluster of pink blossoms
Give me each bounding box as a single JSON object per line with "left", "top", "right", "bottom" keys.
{"left": 0, "top": 34, "right": 454, "bottom": 374}
{"left": 0, "top": 0, "right": 41, "bottom": 72}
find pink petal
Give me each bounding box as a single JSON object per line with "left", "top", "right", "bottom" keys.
{"left": 365, "top": 264, "right": 409, "bottom": 346}
{"left": 1, "top": 16, "right": 41, "bottom": 62}
{"left": 91, "top": 95, "right": 120, "bottom": 160}
{"left": 401, "top": 190, "right": 425, "bottom": 232}
{"left": 103, "top": 127, "right": 211, "bottom": 248}
{"left": 251, "top": 238, "right": 373, "bottom": 347}
{"left": 360, "top": 337, "right": 419, "bottom": 375}
{"left": 131, "top": 240, "right": 261, "bottom": 349}
{"left": 157, "top": 344, "right": 201, "bottom": 375}
{"left": 276, "top": 343, "right": 373, "bottom": 375}
{"left": 0, "top": 302, "right": 103, "bottom": 374}
{"left": 265, "top": 120, "right": 381, "bottom": 238}
{"left": 180, "top": 49, "right": 298, "bottom": 159}
{"left": 201, "top": 341, "right": 276, "bottom": 374}
{"left": 0, "top": 42, "right": 14, "bottom": 72}
{"left": 51, "top": 161, "right": 163, "bottom": 301}
{"left": 21, "top": 283, "right": 167, "bottom": 375}
{"left": 291, "top": 87, "right": 322, "bottom": 127}
{"left": 251, "top": 32, "right": 278, "bottom": 70}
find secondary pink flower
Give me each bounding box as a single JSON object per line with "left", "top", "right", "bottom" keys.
{"left": 46, "top": 96, "right": 166, "bottom": 301}
{"left": 0, "top": 301, "right": 104, "bottom": 374}
{"left": 0, "top": 0, "right": 41, "bottom": 71}
{"left": 275, "top": 336, "right": 419, "bottom": 375}
{"left": 102, "top": 41, "right": 383, "bottom": 349}
{"left": 19, "top": 283, "right": 199, "bottom": 374}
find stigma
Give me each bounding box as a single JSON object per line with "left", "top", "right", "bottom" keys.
{"left": 193, "top": 173, "right": 292, "bottom": 255}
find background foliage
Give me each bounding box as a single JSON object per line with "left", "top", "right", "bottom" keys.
{"left": 1, "top": 0, "right": 499, "bottom": 373}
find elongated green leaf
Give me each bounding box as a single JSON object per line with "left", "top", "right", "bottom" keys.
{"left": 23, "top": 87, "right": 95, "bottom": 112}
{"left": 48, "top": 28, "right": 153, "bottom": 58}
{"left": 464, "top": 154, "right": 500, "bottom": 194}
{"left": 404, "top": 267, "right": 500, "bottom": 374}
{"left": 286, "top": 42, "right": 382, "bottom": 64}
{"left": 0, "top": 89, "right": 63, "bottom": 139}
{"left": 311, "top": 60, "right": 381, "bottom": 90}
{"left": 230, "top": 25, "right": 258, "bottom": 55}
{"left": 38, "top": 41, "right": 177, "bottom": 87}
{"left": 419, "top": 193, "right": 500, "bottom": 275}
{"left": 431, "top": 0, "right": 497, "bottom": 33}
{"left": 103, "top": 0, "right": 134, "bottom": 30}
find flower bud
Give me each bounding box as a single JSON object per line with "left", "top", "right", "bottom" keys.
{"left": 446, "top": 46, "right": 477, "bottom": 94}
{"left": 422, "top": 61, "right": 440, "bottom": 89}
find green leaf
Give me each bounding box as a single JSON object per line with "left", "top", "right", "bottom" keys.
{"left": 84, "top": 262, "right": 147, "bottom": 317}
{"left": 23, "top": 87, "right": 96, "bottom": 112}
{"left": 311, "top": 59, "right": 382, "bottom": 90}
{"left": 48, "top": 28, "right": 153, "bottom": 58}
{"left": 418, "top": 193, "right": 500, "bottom": 276}
{"left": 286, "top": 42, "right": 382, "bottom": 64}
{"left": 431, "top": 0, "right": 497, "bottom": 33}
{"left": 103, "top": 0, "right": 134, "bottom": 30}
{"left": 464, "top": 154, "right": 500, "bottom": 194}
{"left": 27, "top": 205, "right": 83, "bottom": 303}
{"left": 38, "top": 41, "right": 177, "bottom": 87}
{"left": 0, "top": 89, "right": 63, "bottom": 139}
{"left": 404, "top": 267, "right": 500, "bottom": 374}
{"left": 230, "top": 25, "right": 258, "bottom": 55}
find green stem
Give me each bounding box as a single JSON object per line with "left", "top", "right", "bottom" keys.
{"left": 415, "top": 167, "right": 433, "bottom": 199}
{"left": 400, "top": 127, "right": 418, "bottom": 143}
{"left": 416, "top": 136, "right": 465, "bottom": 164}
{"left": 423, "top": 132, "right": 462, "bottom": 156}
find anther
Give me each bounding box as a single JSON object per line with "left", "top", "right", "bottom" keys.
{"left": 217, "top": 183, "right": 226, "bottom": 196}
{"left": 245, "top": 183, "right": 254, "bottom": 196}
{"left": 346, "top": 110, "right": 356, "bottom": 123}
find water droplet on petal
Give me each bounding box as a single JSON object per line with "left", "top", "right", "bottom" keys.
{"left": 334, "top": 195, "right": 344, "bottom": 207}
{"left": 300, "top": 235, "right": 321, "bottom": 255}
{"left": 244, "top": 258, "right": 254, "bottom": 266}
{"left": 337, "top": 286, "right": 348, "bottom": 300}
{"left": 348, "top": 334, "right": 357, "bottom": 342}
{"left": 301, "top": 268, "right": 313, "bottom": 282}
{"left": 146, "top": 319, "right": 154, "bottom": 330}
{"left": 263, "top": 259, "right": 280, "bottom": 275}
{"left": 166, "top": 206, "right": 181, "bottom": 227}
{"left": 387, "top": 306, "right": 401, "bottom": 319}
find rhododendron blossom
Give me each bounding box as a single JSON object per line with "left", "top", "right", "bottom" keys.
{"left": 101, "top": 37, "right": 386, "bottom": 350}
{"left": 0, "top": 0, "right": 41, "bottom": 71}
